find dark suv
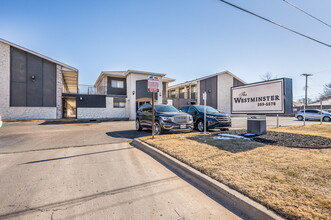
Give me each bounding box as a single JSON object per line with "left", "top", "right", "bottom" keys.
{"left": 136, "top": 104, "right": 194, "bottom": 135}
{"left": 180, "top": 105, "right": 231, "bottom": 132}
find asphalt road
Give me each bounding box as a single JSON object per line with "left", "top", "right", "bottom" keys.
{"left": 0, "top": 121, "right": 242, "bottom": 220}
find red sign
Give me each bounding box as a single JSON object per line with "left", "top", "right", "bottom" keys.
{"left": 148, "top": 76, "right": 160, "bottom": 93}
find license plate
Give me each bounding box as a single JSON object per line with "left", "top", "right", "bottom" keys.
{"left": 180, "top": 124, "right": 186, "bottom": 129}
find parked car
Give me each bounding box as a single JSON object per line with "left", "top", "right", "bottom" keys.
{"left": 136, "top": 104, "right": 194, "bottom": 135}
{"left": 180, "top": 105, "right": 231, "bottom": 132}
{"left": 295, "top": 109, "right": 331, "bottom": 122}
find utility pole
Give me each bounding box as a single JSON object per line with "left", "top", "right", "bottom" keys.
{"left": 301, "top": 73, "right": 313, "bottom": 125}
{"left": 301, "top": 73, "right": 313, "bottom": 106}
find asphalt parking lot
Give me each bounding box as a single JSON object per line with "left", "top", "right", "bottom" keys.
{"left": 0, "top": 120, "right": 242, "bottom": 220}
{"left": 0, "top": 116, "right": 327, "bottom": 219}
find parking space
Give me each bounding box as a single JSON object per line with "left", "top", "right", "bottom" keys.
{"left": 0, "top": 121, "right": 142, "bottom": 154}
{"left": 0, "top": 116, "right": 326, "bottom": 154}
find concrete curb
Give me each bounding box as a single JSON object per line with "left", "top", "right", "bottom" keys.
{"left": 131, "top": 139, "right": 284, "bottom": 220}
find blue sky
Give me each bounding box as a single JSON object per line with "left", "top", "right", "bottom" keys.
{"left": 1, "top": 0, "right": 330, "bottom": 101}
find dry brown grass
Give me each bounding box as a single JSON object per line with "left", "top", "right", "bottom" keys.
{"left": 269, "top": 124, "right": 331, "bottom": 138}
{"left": 139, "top": 133, "right": 331, "bottom": 220}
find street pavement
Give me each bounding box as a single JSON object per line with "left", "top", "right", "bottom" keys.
{"left": 0, "top": 121, "right": 242, "bottom": 220}
{"left": 0, "top": 116, "right": 326, "bottom": 219}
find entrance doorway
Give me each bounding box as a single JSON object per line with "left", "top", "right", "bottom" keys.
{"left": 62, "top": 97, "right": 77, "bottom": 118}
{"left": 136, "top": 98, "right": 153, "bottom": 110}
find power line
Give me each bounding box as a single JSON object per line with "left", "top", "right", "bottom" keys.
{"left": 282, "top": 0, "right": 331, "bottom": 28}
{"left": 218, "top": 0, "right": 331, "bottom": 48}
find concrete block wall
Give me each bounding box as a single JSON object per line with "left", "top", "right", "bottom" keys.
{"left": 56, "top": 65, "right": 63, "bottom": 119}
{"left": 77, "top": 97, "right": 129, "bottom": 119}
{"left": 96, "top": 77, "right": 107, "bottom": 95}
{"left": 217, "top": 73, "right": 233, "bottom": 113}
{"left": 0, "top": 42, "right": 60, "bottom": 120}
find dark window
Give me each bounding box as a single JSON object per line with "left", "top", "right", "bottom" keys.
{"left": 181, "top": 106, "right": 189, "bottom": 112}
{"left": 143, "top": 106, "right": 152, "bottom": 113}
{"left": 155, "top": 105, "right": 179, "bottom": 113}
{"left": 114, "top": 101, "right": 125, "bottom": 108}
{"left": 188, "top": 106, "right": 197, "bottom": 114}
{"left": 179, "top": 88, "right": 185, "bottom": 98}
{"left": 107, "top": 77, "right": 126, "bottom": 95}
{"left": 195, "top": 105, "right": 219, "bottom": 113}
{"left": 111, "top": 80, "right": 124, "bottom": 88}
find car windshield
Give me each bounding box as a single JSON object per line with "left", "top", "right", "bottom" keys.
{"left": 155, "top": 105, "right": 179, "bottom": 113}
{"left": 195, "top": 106, "right": 219, "bottom": 114}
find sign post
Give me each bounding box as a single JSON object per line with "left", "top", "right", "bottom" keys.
{"left": 203, "top": 91, "right": 207, "bottom": 135}
{"left": 148, "top": 76, "right": 160, "bottom": 139}
{"left": 320, "top": 100, "right": 323, "bottom": 125}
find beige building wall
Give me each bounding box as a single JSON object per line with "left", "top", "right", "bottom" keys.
{"left": 217, "top": 73, "right": 234, "bottom": 113}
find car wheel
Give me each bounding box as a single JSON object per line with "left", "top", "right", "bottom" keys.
{"left": 136, "top": 119, "right": 142, "bottom": 131}
{"left": 323, "top": 116, "right": 331, "bottom": 122}
{"left": 197, "top": 120, "right": 204, "bottom": 132}
{"left": 297, "top": 115, "right": 303, "bottom": 121}
{"left": 154, "top": 121, "right": 163, "bottom": 135}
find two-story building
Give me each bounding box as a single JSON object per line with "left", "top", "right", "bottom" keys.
{"left": 0, "top": 38, "right": 78, "bottom": 120}
{"left": 81, "top": 70, "right": 175, "bottom": 120}
{"left": 167, "top": 71, "right": 246, "bottom": 113}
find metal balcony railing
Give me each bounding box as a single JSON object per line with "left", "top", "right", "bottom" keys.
{"left": 78, "top": 84, "right": 107, "bottom": 95}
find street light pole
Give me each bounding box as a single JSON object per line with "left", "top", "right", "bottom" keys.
{"left": 301, "top": 73, "right": 313, "bottom": 125}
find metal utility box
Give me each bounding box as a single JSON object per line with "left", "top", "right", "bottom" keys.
{"left": 247, "top": 117, "right": 267, "bottom": 135}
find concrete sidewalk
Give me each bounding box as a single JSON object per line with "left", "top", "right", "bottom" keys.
{"left": 0, "top": 142, "right": 242, "bottom": 220}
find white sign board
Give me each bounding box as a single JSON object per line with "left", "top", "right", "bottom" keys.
{"left": 231, "top": 79, "right": 286, "bottom": 114}
{"left": 148, "top": 76, "right": 160, "bottom": 93}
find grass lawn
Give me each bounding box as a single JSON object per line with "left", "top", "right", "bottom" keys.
{"left": 139, "top": 125, "right": 331, "bottom": 220}
{"left": 269, "top": 124, "right": 331, "bottom": 138}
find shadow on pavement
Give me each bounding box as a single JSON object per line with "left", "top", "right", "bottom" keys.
{"left": 106, "top": 130, "right": 150, "bottom": 140}
{"left": 20, "top": 147, "right": 133, "bottom": 165}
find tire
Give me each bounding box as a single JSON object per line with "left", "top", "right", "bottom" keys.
{"left": 154, "top": 121, "right": 163, "bottom": 135}
{"left": 297, "top": 115, "right": 303, "bottom": 121}
{"left": 323, "top": 116, "right": 331, "bottom": 122}
{"left": 197, "top": 120, "right": 204, "bottom": 132}
{"left": 136, "top": 119, "right": 142, "bottom": 131}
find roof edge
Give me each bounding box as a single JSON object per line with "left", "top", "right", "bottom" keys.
{"left": 0, "top": 38, "right": 78, "bottom": 72}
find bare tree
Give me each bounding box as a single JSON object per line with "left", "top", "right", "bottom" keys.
{"left": 260, "top": 72, "right": 276, "bottom": 81}
{"left": 297, "top": 97, "right": 313, "bottom": 104}
{"left": 319, "top": 82, "right": 331, "bottom": 100}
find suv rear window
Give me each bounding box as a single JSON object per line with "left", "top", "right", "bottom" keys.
{"left": 181, "top": 106, "right": 189, "bottom": 112}
{"left": 155, "top": 105, "right": 179, "bottom": 113}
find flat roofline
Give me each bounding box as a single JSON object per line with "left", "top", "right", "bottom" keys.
{"left": 0, "top": 38, "right": 78, "bottom": 72}
{"left": 94, "top": 70, "right": 175, "bottom": 88}
{"left": 169, "top": 71, "right": 246, "bottom": 89}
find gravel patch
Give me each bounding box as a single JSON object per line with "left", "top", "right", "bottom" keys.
{"left": 222, "top": 129, "right": 331, "bottom": 149}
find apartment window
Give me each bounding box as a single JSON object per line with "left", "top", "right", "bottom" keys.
{"left": 191, "top": 86, "right": 196, "bottom": 93}
{"left": 111, "top": 80, "right": 124, "bottom": 88}
{"left": 179, "top": 88, "right": 185, "bottom": 98}
{"left": 171, "top": 90, "right": 176, "bottom": 98}
{"left": 114, "top": 101, "right": 126, "bottom": 108}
